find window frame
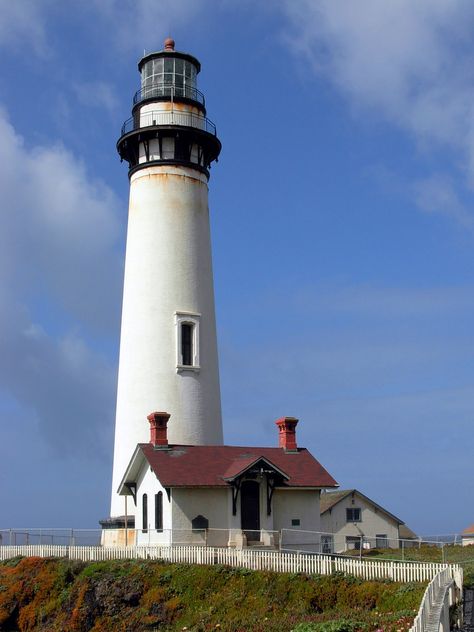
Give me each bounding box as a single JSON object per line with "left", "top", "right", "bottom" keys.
{"left": 141, "top": 58, "right": 198, "bottom": 95}
{"left": 375, "top": 534, "right": 388, "bottom": 549}
{"left": 175, "top": 312, "right": 200, "bottom": 371}
{"left": 346, "top": 507, "right": 361, "bottom": 523}
{"left": 321, "top": 535, "right": 334, "bottom": 554}
{"left": 155, "top": 492, "right": 163, "bottom": 532}
{"left": 142, "top": 493, "right": 148, "bottom": 533}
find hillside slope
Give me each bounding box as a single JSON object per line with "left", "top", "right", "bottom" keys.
{"left": 0, "top": 557, "right": 425, "bottom": 632}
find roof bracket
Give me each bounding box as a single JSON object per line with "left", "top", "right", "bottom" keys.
{"left": 124, "top": 482, "right": 137, "bottom": 506}
{"left": 231, "top": 479, "right": 241, "bottom": 516}
{"left": 267, "top": 477, "right": 276, "bottom": 516}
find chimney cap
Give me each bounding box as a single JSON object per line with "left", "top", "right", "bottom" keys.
{"left": 275, "top": 416, "right": 299, "bottom": 451}
{"left": 275, "top": 416, "right": 299, "bottom": 427}
{"left": 147, "top": 411, "right": 171, "bottom": 422}
{"left": 148, "top": 411, "right": 170, "bottom": 448}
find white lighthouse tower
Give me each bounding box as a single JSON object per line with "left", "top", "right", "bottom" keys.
{"left": 110, "top": 38, "right": 223, "bottom": 517}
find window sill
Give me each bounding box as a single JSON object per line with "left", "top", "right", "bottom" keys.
{"left": 177, "top": 365, "right": 200, "bottom": 373}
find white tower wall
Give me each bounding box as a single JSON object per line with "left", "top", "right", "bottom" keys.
{"left": 108, "top": 38, "right": 226, "bottom": 517}
{"left": 110, "top": 163, "right": 223, "bottom": 516}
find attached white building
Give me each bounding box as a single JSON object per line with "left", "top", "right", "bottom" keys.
{"left": 105, "top": 414, "right": 338, "bottom": 548}
{"left": 320, "top": 489, "right": 408, "bottom": 553}
{"left": 461, "top": 524, "right": 474, "bottom": 546}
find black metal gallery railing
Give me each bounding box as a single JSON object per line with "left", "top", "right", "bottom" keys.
{"left": 120, "top": 109, "right": 217, "bottom": 136}
{"left": 133, "top": 83, "right": 205, "bottom": 107}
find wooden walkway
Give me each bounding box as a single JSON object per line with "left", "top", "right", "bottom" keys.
{"left": 424, "top": 578, "right": 453, "bottom": 632}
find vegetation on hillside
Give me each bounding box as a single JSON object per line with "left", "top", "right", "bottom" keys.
{"left": 353, "top": 544, "right": 474, "bottom": 588}
{"left": 0, "top": 557, "right": 426, "bottom": 632}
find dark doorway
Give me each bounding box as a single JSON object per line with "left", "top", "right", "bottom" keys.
{"left": 241, "top": 480, "right": 260, "bottom": 541}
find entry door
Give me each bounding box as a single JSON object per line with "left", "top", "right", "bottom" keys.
{"left": 241, "top": 480, "right": 260, "bottom": 541}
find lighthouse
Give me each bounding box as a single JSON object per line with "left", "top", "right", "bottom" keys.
{"left": 110, "top": 39, "right": 223, "bottom": 517}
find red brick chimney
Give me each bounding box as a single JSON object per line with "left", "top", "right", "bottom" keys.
{"left": 147, "top": 411, "right": 170, "bottom": 448}
{"left": 275, "top": 417, "right": 299, "bottom": 451}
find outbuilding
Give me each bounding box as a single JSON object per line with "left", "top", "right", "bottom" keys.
{"left": 319, "top": 489, "right": 406, "bottom": 553}
{"left": 461, "top": 524, "right": 474, "bottom": 546}
{"left": 110, "top": 413, "right": 338, "bottom": 548}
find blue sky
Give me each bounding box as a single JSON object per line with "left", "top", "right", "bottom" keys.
{"left": 0, "top": 0, "right": 473, "bottom": 535}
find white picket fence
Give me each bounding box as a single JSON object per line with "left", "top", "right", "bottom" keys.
{"left": 409, "top": 566, "right": 463, "bottom": 632}
{"left": 0, "top": 543, "right": 460, "bottom": 584}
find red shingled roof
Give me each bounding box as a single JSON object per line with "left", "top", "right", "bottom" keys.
{"left": 135, "top": 443, "right": 338, "bottom": 489}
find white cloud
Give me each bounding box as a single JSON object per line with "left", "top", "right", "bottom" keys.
{"left": 413, "top": 174, "right": 474, "bottom": 230}
{"left": 220, "top": 282, "right": 474, "bottom": 440}
{"left": 281, "top": 0, "right": 474, "bottom": 223}
{"left": 220, "top": 282, "right": 474, "bottom": 532}
{"left": 0, "top": 107, "right": 122, "bottom": 456}
{"left": 0, "top": 0, "right": 51, "bottom": 56}
{"left": 283, "top": 0, "right": 474, "bottom": 145}
{"left": 295, "top": 284, "right": 474, "bottom": 318}
{"left": 0, "top": 108, "right": 123, "bottom": 331}
{"left": 0, "top": 0, "right": 213, "bottom": 61}
{"left": 0, "top": 307, "right": 115, "bottom": 457}
{"left": 72, "top": 81, "right": 119, "bottom": 114}
{"left": 87, "top": 0, "right": 212, "bottom": 52}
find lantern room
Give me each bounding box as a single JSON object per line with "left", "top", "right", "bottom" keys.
{"left": 135, "top": 38, "right": 204, "bottom": 109}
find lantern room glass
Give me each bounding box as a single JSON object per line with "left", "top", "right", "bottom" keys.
{"left": 141, "top": 57, "right": 197, "bottom": 99}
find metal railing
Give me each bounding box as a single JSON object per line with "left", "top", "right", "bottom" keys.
{"left": 133, "top": 83, "right": 205, "bottom": 107}
{"left": 120, "top": 109, "right": 217, "bottom": 136}
{"left": 0, "top": 525, "right": 470, "bottom": 564}
{"left": 0, "top": 542, "right": 461, "bottom": 585}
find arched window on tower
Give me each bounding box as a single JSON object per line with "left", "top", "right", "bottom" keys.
{"left": 175, "top": 312, "right": 200, "bottom": 371}
{"left": 181, "top": 323, "right": 193, "bottom": 365}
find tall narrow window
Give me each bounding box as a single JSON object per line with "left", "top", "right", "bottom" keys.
{"left": 181, "top": 323, "right": 193, "bottom": 365}
{"left": 176, "top": 312, "right": 200, "bottom": 371}
{"left": 155, "top": 492, "right": 163, "bottom": 531}
{"left": 142, "top": 494, "right": 148, "bottom": 533}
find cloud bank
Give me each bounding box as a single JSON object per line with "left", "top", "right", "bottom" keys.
{"left": 282, "top": 0, "right": 474, "bottom": 225}
{"left": 0, "top": 108, "right": 122, "bottom": 457}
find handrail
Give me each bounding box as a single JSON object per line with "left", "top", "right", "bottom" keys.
{"left": 409, "top": 566, "right": 463, "bottom": 632}
{"left": 120, "top": 109, "right": 217, "bottom": 137}
{"left": 133, "top": 83, "right": 205, "bottom": 107}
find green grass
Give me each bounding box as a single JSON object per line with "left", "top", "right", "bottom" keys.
{"left": 351, "top": 544, "right": 474, "bottom": 588}
{"left": 0, "top": 557, "right": 426, "bottom": 632}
